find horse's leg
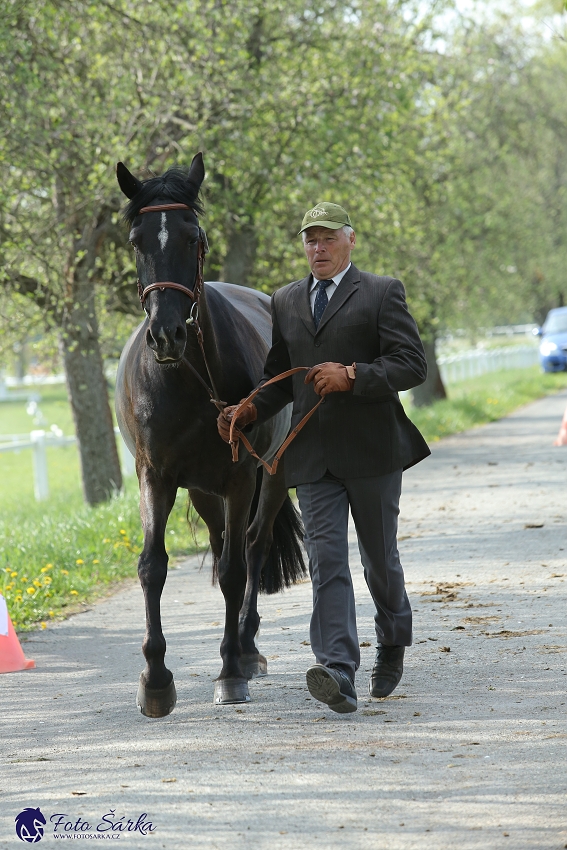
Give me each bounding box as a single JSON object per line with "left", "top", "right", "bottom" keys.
{"left": 239, "top": 465, "right": 288, "bottom": 679}
{"left": 188, "top": 489, "right": 224, "bottom": 563}
{"left": 136, "top": 465, "right": 178, "bottom": 718}
{"left": 214, "top": 463, "right": 257, "bottom": 705}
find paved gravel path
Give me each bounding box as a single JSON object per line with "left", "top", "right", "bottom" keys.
{"left": 2, "top": 391, "right": 567, "bottom": 850}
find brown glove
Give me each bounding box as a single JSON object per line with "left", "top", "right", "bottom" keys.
{"left": 304, "top": 362, "right": 355, "bottom": 397}
{"left": 217, "top": 400, "right": 257, "bottom": 443}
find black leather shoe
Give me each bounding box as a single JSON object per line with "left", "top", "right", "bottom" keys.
{"left": 369, "top": 644, "right": 405, "bottom": 698}
{"left": 306, "top": 664, "right": 357, "bottom": 713}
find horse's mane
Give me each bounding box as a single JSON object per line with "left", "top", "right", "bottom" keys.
{"left": 123, "top": 166, "right": 204, "bottom": 224}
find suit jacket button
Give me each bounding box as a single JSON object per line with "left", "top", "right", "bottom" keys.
{"left": 314, "top": 340, "right": 321, "bottom": 347}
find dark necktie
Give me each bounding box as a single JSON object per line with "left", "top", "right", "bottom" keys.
{"left": 313, "top": 279, "right": 333, "bottom": 329}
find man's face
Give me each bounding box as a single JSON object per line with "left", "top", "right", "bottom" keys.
{"left": 303, "top": 226, "right": 356, "bottom": 279}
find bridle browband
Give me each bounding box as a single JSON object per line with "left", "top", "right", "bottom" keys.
{"left": 135, "top": 203, "right": 208, "bottom": 309}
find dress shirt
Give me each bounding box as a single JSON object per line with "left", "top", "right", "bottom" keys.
{"left": 309, "top": 263, "right": 352, "bottom": 312}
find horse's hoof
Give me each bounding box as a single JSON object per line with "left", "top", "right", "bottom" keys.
{"left": 214, "top": 678, "right": 250, "bottom": 705}
{"left": 137, "top": 676, "right": 177, "bottom": 718}
{"left": 240, "top": 653, "right": 268, "bottom": 679}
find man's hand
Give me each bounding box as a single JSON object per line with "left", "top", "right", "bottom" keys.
{"left": 217, "top": 401, "right": 257, "bottom": 443}
{"left": 304, "top": 362, "right": 355, "bottom": 397}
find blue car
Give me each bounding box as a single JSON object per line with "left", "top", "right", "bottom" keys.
{"left": 537, "top": 307, "right": 567, "bottom": 372}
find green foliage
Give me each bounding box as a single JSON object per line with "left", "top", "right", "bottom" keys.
{"left": 407, "top": 367, "right": 567, "bottom": 441}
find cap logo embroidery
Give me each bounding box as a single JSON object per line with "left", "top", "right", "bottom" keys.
{"left": 310, "top": 207, "right": 327, "bottom": 218}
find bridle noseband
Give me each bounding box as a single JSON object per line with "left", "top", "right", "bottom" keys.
{"left": 134, "top": 203, "right": 209, "bottom": 310}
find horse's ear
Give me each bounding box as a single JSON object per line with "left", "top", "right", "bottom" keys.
{"left": 116, "top": 162, "right": 143, "bottom": 199}
{"left": 187, "top": 152, "right": 205, "bottom": 189}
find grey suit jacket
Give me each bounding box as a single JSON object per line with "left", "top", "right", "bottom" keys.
{"left": 252, "top": 264, "right": 430, "bottom": 486}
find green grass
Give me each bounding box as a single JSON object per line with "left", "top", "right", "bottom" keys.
{"left": 0, "top": 385, "right": 88, "bottom": 508}
{"left": 406, "top": 366, "right": 567, "bottom": 442}
{"left": 0, "top": 386, "right": 208, "bottom": 631}
{"left": 0, "top": 482, "right": 208, "bottom": 632}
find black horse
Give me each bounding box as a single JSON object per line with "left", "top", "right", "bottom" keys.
{"left": 115, "top": 153, "right": 305, "bottom": 717}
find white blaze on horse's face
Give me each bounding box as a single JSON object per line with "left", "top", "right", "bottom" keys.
{"left": 158, "top": 212, "right": 168, "bottom": 252}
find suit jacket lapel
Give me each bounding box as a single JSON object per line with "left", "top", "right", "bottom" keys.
{"left": 315, "top": 264, "right": 360, "bottom": 334}
{"left": 292, "top": 274, "right": 316, "bottom": 336}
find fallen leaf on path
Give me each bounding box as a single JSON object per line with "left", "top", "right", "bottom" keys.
{"left": 524, "top": 523, "right": 544, "bottom": 528}
{"left": 440, "top": 646, "right": 451, "bottom": 652}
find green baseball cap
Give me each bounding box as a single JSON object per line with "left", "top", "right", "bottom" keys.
{"left": 298, "top": 202, "right": 352, "bottom": 235}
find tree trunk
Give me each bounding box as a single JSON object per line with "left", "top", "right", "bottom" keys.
{"left": 60, "top": 275, "right": 122, "bottom": 505}
{"left": 412, "top": 338, "right": 447, "bottom": 408}
{"left": 221, "top": 222, "right": 257, "bottom": 286}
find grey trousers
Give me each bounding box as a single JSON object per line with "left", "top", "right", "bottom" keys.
{"left": 296, "top": 469, "right": 412, "bottom": 683}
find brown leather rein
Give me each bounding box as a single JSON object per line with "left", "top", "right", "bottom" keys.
{"left": 228, "top": 370, "right": 324, "bottom": 476}
{"left": 135, "top": 202, "right": 322, "bottom": 475}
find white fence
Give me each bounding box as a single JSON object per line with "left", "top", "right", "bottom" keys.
{"left": 0, "top": 427, "right": 135, "bottom": 501}
{"left": 437, "top": 345, "right": 540, "bottom": 385}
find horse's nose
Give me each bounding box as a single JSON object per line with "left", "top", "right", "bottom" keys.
{"left": 146, "top": 321, "right": 186, "bottom": 361}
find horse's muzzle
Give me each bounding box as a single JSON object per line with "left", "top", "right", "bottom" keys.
{"left": 146, "top": 323, "right": 186, "bottom": 363}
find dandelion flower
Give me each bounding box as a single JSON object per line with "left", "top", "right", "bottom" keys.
{"left": 61, "top": 569, "right": 69, "bottom": 576}
{"left": 70, "top": 590, "right": 79, "bottom": 596}
{"left": 26, "top": 587, "right": 35, "bottom": 595}
{"left": 76, "top": 559, "right": 84, "bottom": 565}
{"left": 93, "top": 560, "right": 99, "bottom": 565}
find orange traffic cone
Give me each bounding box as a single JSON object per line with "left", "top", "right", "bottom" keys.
{"left": 0, "top": 594, "right": 35, "bottom": 673}
{"left": 554, "top": 405, "right": 567, "bottom": 446}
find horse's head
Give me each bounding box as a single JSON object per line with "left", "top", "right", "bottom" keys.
{"left": 117, "top": 153, "right": 206, "bottom": 363}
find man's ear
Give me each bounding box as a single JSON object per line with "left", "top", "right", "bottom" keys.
{"left": 116, "top": 162, "right": 143, "bottom": 199}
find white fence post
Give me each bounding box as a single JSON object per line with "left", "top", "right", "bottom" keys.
{"left": 30, "top": 430, "right": 49, "bottom": 501}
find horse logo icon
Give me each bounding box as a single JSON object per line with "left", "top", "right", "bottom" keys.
{"left": 15, "top": 808, "right": 46, "bottom": 843}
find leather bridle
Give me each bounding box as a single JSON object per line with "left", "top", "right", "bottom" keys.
{"left": 134, "top": 202, "right": 225, "bottom": 408}
{"left": 135, "top": 202, "right": 208, "bottom": 310}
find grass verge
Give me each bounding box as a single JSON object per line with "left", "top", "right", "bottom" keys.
{"left": 406, "top": 366, "right": 567, "bottom": 442}
{"left": 0, "top": 479, "right": 208, "bottom": 632}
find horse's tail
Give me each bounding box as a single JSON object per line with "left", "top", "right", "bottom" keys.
{"left": 258, "top": 491, "right": 307, "bottom": 595}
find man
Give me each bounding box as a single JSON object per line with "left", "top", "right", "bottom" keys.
{"left": 217, "top": 202, "right": 430, "bottom": 714}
